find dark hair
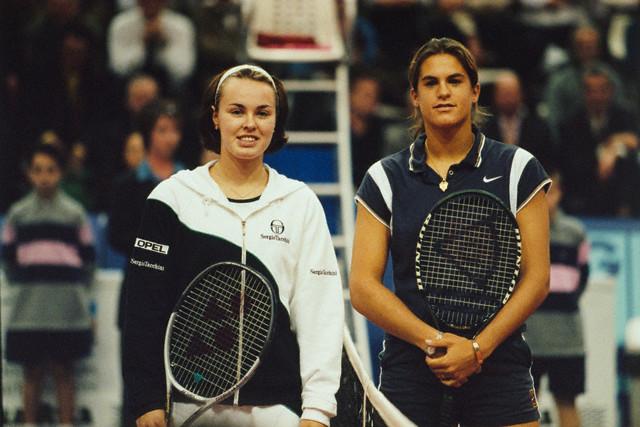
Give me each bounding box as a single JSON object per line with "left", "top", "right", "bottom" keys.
{"left": 349, "top": 64, "right": 380, "bottom": 90}
{"left": 407, "top": 37, "right": 488, "bottom": 137}
{"left": 135, "top": 98, "right": 181, "bottom": 149}
{"left": 197, "top": 66, "right": 289, "bottom": 155}
{"left": 581, "top": 63, "right": 614, "bottom": 87}
{"left": 29, "top": 142, "right": 67, "bottom": 171}
{"left": 61, "top": 20, "right": 97, "bottom": 45}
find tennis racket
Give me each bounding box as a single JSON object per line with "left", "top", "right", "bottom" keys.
{"left": 415, "top": 190, "right": 521, "bottom": 426}
{"left": 164, "top": 261, "right": 277, "bottom": 427}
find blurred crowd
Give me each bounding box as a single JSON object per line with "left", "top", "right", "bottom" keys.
{"left": 2, "top": 0, "right": 640, "bottom": 218}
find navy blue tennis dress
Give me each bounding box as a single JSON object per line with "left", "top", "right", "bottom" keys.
{"left": 355, "top": 128, "right": 551, "bottom": 426}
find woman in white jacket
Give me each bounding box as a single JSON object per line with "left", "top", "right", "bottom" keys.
{"left": 122, "top": 64, "right": 344, "bottom": 427}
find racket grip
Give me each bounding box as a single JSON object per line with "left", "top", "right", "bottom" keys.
{"left": 439, "top": 392, "right": 455, "bottom": 427}
{"left": 166, "top": 393, "right": 172, "bottom": 426}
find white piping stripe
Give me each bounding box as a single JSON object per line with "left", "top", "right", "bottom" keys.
{"left": 475, "top": 134, "right": 485, "bottom": 167}
{"left": 355, "top": 196, "right": 390, "bottom": 229}
{"left": 408, "top": 142, "right": 417, "bottom": 172}
{"left": 518, "top": 179, "right": 552, "bottom": 213}
{"left": 368, "top": 161, "right": 393, "bottom": 216}
{"left": 509, "top": 148, "right": 534, "bottom": 214}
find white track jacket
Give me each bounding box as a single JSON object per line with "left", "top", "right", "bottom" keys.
{"left": 121, "top": 161, "right": 344, "bottom": 424}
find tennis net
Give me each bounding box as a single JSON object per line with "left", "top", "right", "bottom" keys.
{"left": 331, "top": 328, "right": 416, "bottom": 427}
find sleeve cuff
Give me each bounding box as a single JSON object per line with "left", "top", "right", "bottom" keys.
{"left": 301, "top": 408, "right": 332, "bottom": 426}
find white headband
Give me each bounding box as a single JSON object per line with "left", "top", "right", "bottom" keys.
{"left": 215, "top": 64, "right": 276, "bottom": 98}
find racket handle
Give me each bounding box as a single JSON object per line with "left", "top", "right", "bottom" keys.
{"left": 166, "top": 393, "right": 171, "bottom": 422}
{"left": 439, "top": 392, "right": 455, "bottom": 427}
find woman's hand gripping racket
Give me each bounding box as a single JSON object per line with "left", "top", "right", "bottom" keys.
{"left": 164, "top": 261, "right": 276, "bottom": 427}
{"left": 415, "top": 190, "right": 521, "bottom": 426}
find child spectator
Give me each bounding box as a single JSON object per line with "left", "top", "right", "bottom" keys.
{"left": 1, "top": 142, "right": 96, "bottom": 425}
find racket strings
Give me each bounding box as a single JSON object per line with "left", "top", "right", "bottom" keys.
{"left": 169, "top": 266, "right": 272, "bottom": 398}
{"left": 417, "top": 195, "right": 520, "bottom": 330}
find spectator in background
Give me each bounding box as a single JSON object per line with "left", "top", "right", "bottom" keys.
{"left": 359, "top": 0, "right": 430, "bottom": 107}
{"left": 1, "top": 142, "right": 96, "bottom": 426}
{"left": 624, "top": 6, "right": 640, "bottom": 109}
{"left": 39, "top": 129, "right": 96, "bottom": 211}
{"left": 87, "top": 73, "right": 160, "bottom": 210}
{"left": 107, "top": 0, "right": 196, "bottom": 99}
{"left": 21, "top": 16, "right": 118, "bottom": 213}
{"left": 108, "top": 98, "right": 184, "bottom": 320}
{"left": 1, "top": 0, "right": 113, "bottom": 213}
{"left": 123, "top": 131, "right": 146, "bottom": 171}
{"left": 108, "top": 98, "right": 184, "bottom": 425}
{"left": 127, "top": 73, "right": 161, "bottom": 114}
{"left": 423, "top": 0, "right": 492, "bottom": 67}
{"left": 23, "top": 17, "right": 114, "bottom": 157}
{"left": 350, "top": 66, "right": 386, "bottom": 187}
{"left": 348, "top": 7, "right": 379, "bottom": 70}
{"left": 483, "top": 70, "right": 556, "bottom": 170}
{"left": 23, "top": 0, "right": 103, "bottom": 72}
{"left": 0, "top": 1, "right": 41, "bottom": 212}
{"left": 543, "top": 25, "right": 626, "bottom": 140}
{"left": 525, "top": 169, "right": 590, "bottom": 427}
{"left": 181, "top": 0, "right": 244, "bottom": 91}
{"left": 512, "top": 0, "right": 591, "bottom": 99}
{"left": 557, "top": 64, "right": 640, "bottom": 217}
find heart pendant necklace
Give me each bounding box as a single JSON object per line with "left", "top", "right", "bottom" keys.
{"left": 426, "top": 141, "right": 449, "bottom": 192}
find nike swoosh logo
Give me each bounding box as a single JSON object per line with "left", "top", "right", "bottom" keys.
{"left": 483, "top": 175, "right": 503, "bottom": 183}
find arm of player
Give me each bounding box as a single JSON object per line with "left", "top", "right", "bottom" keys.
{"left": 290, "top": 193, "right": 345, "bottom": 425}
{"left": 350, "top": 203, "right": 442, "bottom": 351}
{"left": 135, "top": 409, "right": 166, "bottom": 427}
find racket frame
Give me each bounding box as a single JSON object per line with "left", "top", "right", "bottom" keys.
{"left": 163, "top": 261, "right": 277, "bottom": 424}
{"left": 415, "top": 190, "right": 522, "bottom": 426}
{"left": 416, "top": 189, "right": 522, "bottom": 337}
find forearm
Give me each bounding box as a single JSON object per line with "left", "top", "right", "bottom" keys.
{"left": 135, "top": 409, "right": 166, "bottom": 427}
{"left": 293, "top": 198, "right": 345, "bottom": 420}
{"left": 474, "top": 272, "right": 549, "bottom": 359}
{"left": 351, "top": 278, "right": 440, "bottom": 350}
{"left": 350, "top": 206, "right": 440, "bottom": 351}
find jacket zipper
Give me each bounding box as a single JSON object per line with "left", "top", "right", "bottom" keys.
{"left": 241, "top": 220, "right": 247, "bottom": 265}
{"left": 233, "top": 219, "right": 247, "bottom": 406}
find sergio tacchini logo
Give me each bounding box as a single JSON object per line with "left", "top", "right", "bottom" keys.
{"left": 261, "top": 219, "right": 290, "bottom": 244}
{"left": 270, "top": 219, "right": 284, "bottom": 234}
